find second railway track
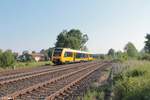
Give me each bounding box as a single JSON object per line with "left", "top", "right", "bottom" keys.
{"left": 0, "top": 61, "right": 111, "bottom": 100}
{"left": 0, "top": 62, "right": 92, "bottom": 82}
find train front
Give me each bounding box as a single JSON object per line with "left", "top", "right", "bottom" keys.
{"left": 52, "top": 48, "right": 63, "bottom": 64}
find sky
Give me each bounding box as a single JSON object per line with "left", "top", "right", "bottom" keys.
{"left": 0, "top": 0, "right": 150, "bottom": 54}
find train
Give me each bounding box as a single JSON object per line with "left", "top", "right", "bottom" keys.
{"left": 52, "top": 48, "right": 95, "bottom": 64}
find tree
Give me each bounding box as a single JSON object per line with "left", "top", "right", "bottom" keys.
{"left": 140, "top": 53, "right": 150, "bottom": 61}
{"left": 144, "top": 34, "right": 150, "bottom": 53}
{"left": 24, "top": 53, "right": 33, "bottom": 62}
{"left": 13, "top": 52, "right": 18, "bottom": 60}
{"left": 22, "top": 50, "right": 29, "bottom": 55}
{"left": 40, "top": 49, "right": 45, "bottom": 54}
{"left": 47, "top": 48, "right": 54, "bottom": 60}
{"left": 108, "top": 48, "right": 115, "bottom": 58}
{"left": 55, "top": 29, "right": 88, "bottom": 50}
{"left": 32, "top": 51, "right": 36, "bottom": 54}
{"left": 0, "top": 49, "right": 2, "bottom": 53}
{"left": 18, "top": 51, "right": 33, "bottom": 62}
{"left": 40, "top": 49, "right": 49, "bottom": 61}
{"left": 0, "top": 50, "right": 15, "bottom": 68}
{"left": 124, "top": 42, "right": 138, "bottom": 58}
{"left": 81, "top": 46, "right": 88, "bottom": 51}
{"left": 116, "top": 51, "right": 128, "bottom": 61}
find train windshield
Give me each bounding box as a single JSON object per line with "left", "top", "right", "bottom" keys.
{"left": 53, "top": 48, "right": 63, "bottom": 56}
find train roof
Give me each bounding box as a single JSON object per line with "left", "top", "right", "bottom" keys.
{"left": 54, "top": 47, "right": 92, "bottom": 54}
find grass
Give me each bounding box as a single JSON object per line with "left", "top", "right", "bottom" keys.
{"left": 83, "top": 87, "right": 105, "bottom": 100}
{"left": 15, "top": 61, "right": 52, "bottom": 68}
{"left": 113, "top": 60, "right": 150, "bottom": 100}
{"left": 83, "top": 60, "right": 150, "bottom": 100}
{"left": 0, "top": 61, "right": 53, "bottom": 71}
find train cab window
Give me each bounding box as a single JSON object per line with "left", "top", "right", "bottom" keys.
{"left": 53, "top": 49, "right": 62, "bottom": 56}
{"left": 64, "top": 52, "right": 73, "bottom": 57}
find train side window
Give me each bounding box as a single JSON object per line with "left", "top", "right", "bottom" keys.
{"left": 76, "top": 53, "right": 81, "bottom": 58}
{"left": 89, "top": 54, "right": 92, "bottom": 58}
{"left": 75, "top": 53, "right": 79, "bottom": 58}
{"left": 82, "top": 54, "right": 85, "bottom": 58}
{"left": 85, "top": 54, "right": 88, "bottom": 58}
{"left": 68, "top": 52, "right": 73, "bottom": 57}
{"left": 64, "top": 52, "right": 73, "bottom": 57}
{"left": 80, "top": 53, "right": 83, "bottom": 58}
{"left": 82, "top": 53, "right": 87, "bottom": 58}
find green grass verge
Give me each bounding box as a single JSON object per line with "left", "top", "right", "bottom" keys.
{"left": 83, "top": 87, "right": 105, "bottom": 100}
{"left": 0, "top": 61, "right": 53, "bottom": 71}
{"left": 16, "top": 61, "right": 53, "bottom": 68}
{"left": 113, "top": 60, "right": 150, "bottom": 100}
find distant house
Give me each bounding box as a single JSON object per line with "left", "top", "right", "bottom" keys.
{"left": 31, "top": 53, "right": 45, "bottom": 62}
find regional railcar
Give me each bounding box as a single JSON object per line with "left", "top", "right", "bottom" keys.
{"left": 52, "top": 48, "right": 94, "bottom": 64}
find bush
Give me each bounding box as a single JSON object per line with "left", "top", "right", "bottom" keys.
{"left": 115, "top": 52, "right": 128, "bottom": 62}
{"left": 0, "top": 50, "right": 15, "bottom": 68}
{"left": 17, "top": 53, "right": 34, "bottom": 62}
{"left": 113, "top": 61, "right": 150, "bottom": 100}
{"left": 139, "top": 53, "right": 150, "bottom": 61}
{"left": 126, "top": 69, "right": 146, "bottom": 78}
{"left": 124, "top": 42, "right": 139, "bottom": 59}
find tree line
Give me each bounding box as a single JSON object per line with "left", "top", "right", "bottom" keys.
{"left": 106, "top": 42, "right": 138, "bottom": 61}
{"left": 0, "top": 29, "right": 88, "bottom": 68}
{"left": 0, "top": 48, "right": 54, "bottom": 68}
{"left": 1, "top": 29, "right": 150, "bottom": 68}
{"left": 105, "top": 33, "right": 150, "bottom": 61}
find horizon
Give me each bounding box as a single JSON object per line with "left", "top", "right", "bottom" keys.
{"left": 0, "top": 0, "right": 150, "bottom": 53}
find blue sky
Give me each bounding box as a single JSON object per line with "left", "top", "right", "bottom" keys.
{"left": 0, "top": 0, "right": 150, "bottom": 53}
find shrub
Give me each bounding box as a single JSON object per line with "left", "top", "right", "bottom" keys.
{"left": 0, "top": 50, "right": 15, "bottom": 68}
{"left": 126, "top": 69, "right": 146, "bottom": 78}
{"left": 140, "top": 53, "right": 150, "bottom": 61}
{"left": 113, "top": 61, "right": 150, "bottom": 100}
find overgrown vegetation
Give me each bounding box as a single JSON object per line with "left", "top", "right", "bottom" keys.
{"left": 83, "top": 61, "right": 150, "bottom": 100}
{"left": 113, "top": 60, "right": 150, "bottom": 100}
{"left": 0, "top": 49, "right": 53, "bottom": 69}
{"left": 84, "top": 33, "right": 150, "bottom": 100}
{"left": 83, "top": 86, "right": 105, "bottom": 100}
{"left": 0, "top": 50, "right": 15, "bottom": 68}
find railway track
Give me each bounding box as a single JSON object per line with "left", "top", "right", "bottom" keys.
{"left": 0, "top": 62, "right": 99, "bottom": 98}
{"left": 0, "top": 61, "right": 111, "bottom": 100}
{"left": 0, "top": 62, "right": 90, "bottom": 79}
{"left": 0, "top": 65, "right": 51, "bottom": 77}
{"left": 0, "top": 62, "right": 93, "bottom": 82}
